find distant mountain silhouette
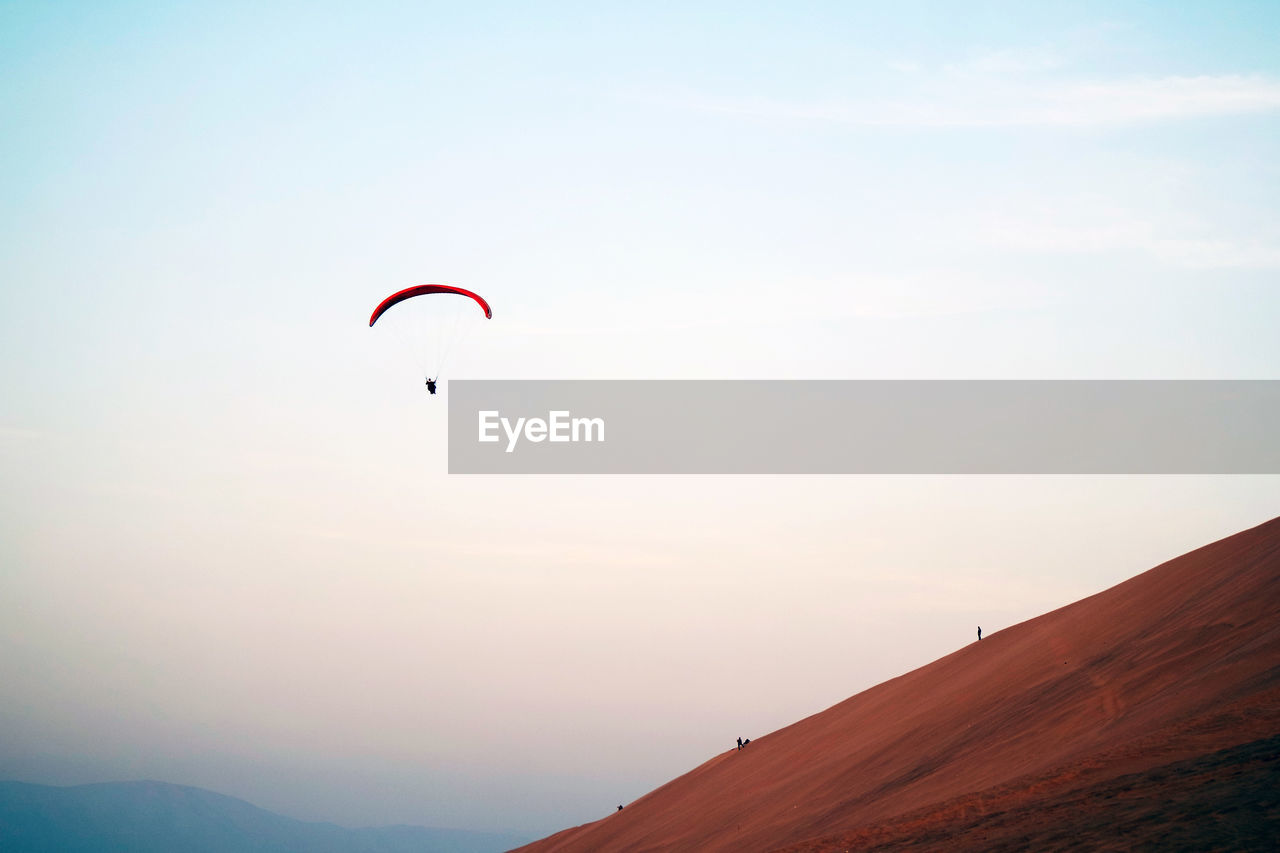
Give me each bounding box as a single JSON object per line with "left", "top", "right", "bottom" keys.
{"left": 518, "top": 515, "right": 1280, "bottom": 852}
{"left": 0, "top": 780, "right": 528, "bottom": 853}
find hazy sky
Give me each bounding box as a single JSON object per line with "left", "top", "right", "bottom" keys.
{"left": 2, "top": 0, "right": 1279, "bottom": 837}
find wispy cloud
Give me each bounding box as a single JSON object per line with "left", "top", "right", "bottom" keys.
{"left": 946, "top": 46, "right": 1065, "bottom": 75}
{"left": 657, "top": 73, "right": 1280, "bottom": 128}
{"left": 0, "top": 426, "right": 44, "bottom": 443}
{"left": 983, "top": 211, "right": 1280, "bottom": 269}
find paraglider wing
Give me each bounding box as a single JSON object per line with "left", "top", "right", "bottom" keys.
{"left": 368, "top": 284, "right": 493, "bottom": 326}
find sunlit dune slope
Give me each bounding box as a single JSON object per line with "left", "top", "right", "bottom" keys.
{"left": 517, "top": 516, "right": 1280, "bottom": 852}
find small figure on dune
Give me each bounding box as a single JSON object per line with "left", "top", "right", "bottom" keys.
{"left": 737, "top": 737, "right": 743, "bottom": 751}
{"left": 617, "top": 804, "right": 623, "bottom": 812}
{"left": 978, "top": 626, "right": 982, "bottom": 642}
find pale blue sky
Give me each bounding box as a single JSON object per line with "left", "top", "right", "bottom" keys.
{"left": 1, "top": 0, "right": 1278, "bottom": 836}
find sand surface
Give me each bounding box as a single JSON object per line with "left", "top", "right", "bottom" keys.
{"left": 516, "top": 516, "right": 1280, "bottom": 852}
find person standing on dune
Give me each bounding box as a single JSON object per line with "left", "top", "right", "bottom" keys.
{"left": 978, "top": 626, "right": 982, "bottom": 641}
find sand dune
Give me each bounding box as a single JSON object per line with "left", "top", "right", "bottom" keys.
{"left": 517, "top": 516, "right": 1280, "bottom": 852}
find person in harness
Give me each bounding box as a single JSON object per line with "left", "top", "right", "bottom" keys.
{"left": 426, "top": 377, "right": 438, "bottom": 395}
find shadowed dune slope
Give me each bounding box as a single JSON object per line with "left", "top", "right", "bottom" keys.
{"left": 518, "top": 516, "right": 1280, "bottom": 852}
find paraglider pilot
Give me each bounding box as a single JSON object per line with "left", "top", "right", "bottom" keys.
{"left": 426, "top": 377, "right": 438, "bottom": 395}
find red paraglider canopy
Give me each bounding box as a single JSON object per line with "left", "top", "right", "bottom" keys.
{"left": 368, "top": 284, "right": 492, "bottom": 326}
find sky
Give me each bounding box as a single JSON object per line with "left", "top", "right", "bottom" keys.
{"left": 2, "top": 0, "right": 1279, "bottom": 837}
